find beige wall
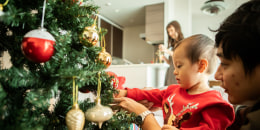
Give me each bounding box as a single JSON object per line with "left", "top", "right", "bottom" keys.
{"left": 123, "top": 25, "right": 154, "bottom": 64}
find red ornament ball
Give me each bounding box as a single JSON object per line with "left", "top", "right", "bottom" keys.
{"left": 21, "top": 28, "right": 55, "bottom": 63}
{"left": 79, "top": 87, "right": 90, "bottom": 93}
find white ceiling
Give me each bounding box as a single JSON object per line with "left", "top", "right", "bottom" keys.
{"left": 93, "top": 0, "right": 249, "bottom": 28}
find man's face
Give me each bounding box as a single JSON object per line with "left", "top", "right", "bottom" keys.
{"left": 215, "top": 43, "right": 260, "bottom": 105}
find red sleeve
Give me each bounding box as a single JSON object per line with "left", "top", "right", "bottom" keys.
{"left": 181, "top": 103, "right": 235, "bottom": 130}
{"left": 126, "top": 87, "right": 166, "bottom": 107}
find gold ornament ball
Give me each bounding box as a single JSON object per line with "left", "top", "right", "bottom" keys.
{"left": 66, "top": 104, "right": 85, "bottom": 130}
{"left": 85, "top": 98, "right": 113, "bottom": 129}
{"left": 80, "top": 25, "right": 99, "bottom": 47}
{"left": 98, "top": 48, "right": 112, "bottom": 68}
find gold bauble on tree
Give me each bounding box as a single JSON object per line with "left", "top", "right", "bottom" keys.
{"left": 85, "top": 98, "right": 113, "bottom": 129}
{"left": 97, "top": 47, "right": 112, "bottom": 68}
{"left": 80, "top": 24, "right": 99, "bottom": 47}
{"left": 66, "top": 103, "right": 85, "bottom": 130}
{"left": 65, "top": 77, "right": 85, "bottom": 130}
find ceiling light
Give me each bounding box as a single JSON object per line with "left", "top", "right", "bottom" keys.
{"left": 201, "top": 0, "right": 226, "bottom": 16}
{"left": 105, "top": 2, "right": 111, "bottom": 6}
{"left": 115, "top": 9, "right": 119, "bottom": 13}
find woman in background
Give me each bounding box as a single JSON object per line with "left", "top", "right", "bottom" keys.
{"left": 159, "top": 20, "right": 184, "bottom": 86}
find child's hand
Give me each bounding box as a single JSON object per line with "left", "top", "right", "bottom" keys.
{"left": 113, "top": 97, "right": 148, "bottom": 115}
{"left": 113, "top": 89, "right": 127, "bottom": 98}
{"left": 161, "top": 125, "right": 179, "bottom": 130}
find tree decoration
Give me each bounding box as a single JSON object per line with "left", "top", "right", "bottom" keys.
{"left": 6, "top": 28, "right": 12, "bottom": 36}
{"left": 21, "top": 0, "right": 55, "bottom": 63}
{"left": 106, "top": 71, "right": 119, "bottom": 89}
{"left": 85, "top": 72, "right": 113, "bottom": 129}
{"left": 98, "top": 47, "right": 112, "bottom": 68}
{"left": 21, "top": 28, "right": 55, "bottom": 63}
{"left": 97, "top": 35, "right": 112, "bottom": 68}
{"left": 79, "top": 86, "right": 90, "bottom": 93}
{"left": 62, "top": 0, "right": 83, "bottom": 5}
{"left": 66, "top": 77, "right": 85, "bottom": 130}
{"left": 0, "top": 0, "right": 9, "bottom": 16}
{"left": 80, "top": 16, "right": 99, "bottom": 47}
{"left": 30, "top": 9, "right": 38, "bottom": 16}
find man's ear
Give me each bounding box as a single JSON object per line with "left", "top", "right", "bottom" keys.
{"left": 198, "top": 59, "right": 208, "bottom": 73}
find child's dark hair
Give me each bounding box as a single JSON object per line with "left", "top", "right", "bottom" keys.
{"left": 174, "top": 34, "right": 217, "bottom": 74}
{"left": 214, "top": 0, "right": 260, "bottom": 75}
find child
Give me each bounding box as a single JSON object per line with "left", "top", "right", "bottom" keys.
{"left": 114, "top": 34, "right": 235, "bottom": 130}
{"left": 214, "top": 0, "right": 260, "bottom": 129}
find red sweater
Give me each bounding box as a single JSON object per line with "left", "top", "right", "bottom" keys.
{"left": 127, "top": 84, "right": 235, "bottom": 130}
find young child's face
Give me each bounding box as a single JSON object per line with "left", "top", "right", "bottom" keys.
{"left": 215, "top": 44, "right": 260, "bottom": 105}
{"left": 172, "top": 41, "right": 201, "bottom": 89}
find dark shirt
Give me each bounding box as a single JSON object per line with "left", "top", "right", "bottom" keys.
{"left": 227, "top": 101, "right": 260, "bottom": 130}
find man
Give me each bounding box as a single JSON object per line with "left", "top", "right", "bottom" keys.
{"left": 214, "top": 0, "right": 260, "bottom": 129}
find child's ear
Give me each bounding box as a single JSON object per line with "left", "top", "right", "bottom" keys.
{"left": 198, "top": 59, "right": 208, "bottom": 73}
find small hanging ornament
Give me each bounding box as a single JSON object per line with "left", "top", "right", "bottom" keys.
{"left": 30, "top": 9, "right": 38, "bottom": 16}
{"left": 62, "top": 0, "right": 83, "bottom": 5}
{"left": 21, "top": 28, "right": 55, "bottom": 63}
{"left": 6, "top": 28, "right": 12, "bottom": 36}
{"left": 0, "top": 0, "right": 9, "bottom": 17}
{"left": 21, "top": 0, "right": 55, "bottom": 63}
{"left": 79, "top": 86, "right": 90, "bottom": 93}
{"left": 106, "top": 71, "right": 119, "bottom": 89}
{"left": 97, "top": 35, "right": 112, "bottom": 68}
{"left": 66, "top": 77, "right": 85, "bottom": 130}
{"left": 85, "top": 72, "right": 113, "bottom": 129}
{"left": 98, "top": 47, "right": 112, "bottom": 68}
{"left": 80, "top": 16, "right": 99, "bottom": 47}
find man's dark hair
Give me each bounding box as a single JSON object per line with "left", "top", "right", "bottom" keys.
{"left": 214, "top": 0, "right": 260, "bottom": 75}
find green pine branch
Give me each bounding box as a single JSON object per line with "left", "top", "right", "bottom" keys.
{"left": 0, "top": 0, "right": 136, "bottom": 129}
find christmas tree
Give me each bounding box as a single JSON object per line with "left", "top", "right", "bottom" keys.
{"left": 0, "top": 0, "right": 135, "bottom": 129}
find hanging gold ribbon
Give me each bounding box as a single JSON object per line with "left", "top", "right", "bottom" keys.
{"left": 0, "top": 0, "right": 9, "bottom": 11}
{"left": 99, "top": 28, "right": 102, "bottom": 47}
{"left": 72, "top": 76, "right": 78, "bottom": 105}
{"left": 93, "top": 15, "right": 97, "bottom": 27}
{"left": 96, "top": 72, "right": 101, "bottom": 101}
{"left": 103, "top": 35, "right": 106, "bottom": 49}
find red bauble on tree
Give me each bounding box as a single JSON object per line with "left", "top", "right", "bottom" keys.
{"left": 21, "top": 28, "right": 55, "bottom": 63}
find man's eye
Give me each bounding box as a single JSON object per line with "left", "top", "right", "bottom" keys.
{"left": 220, "top": 62, "right": 228, "bottom": 69}
{"left": 177, "top": 65, "right": 182, "bottom": 68}
{"left": 220, "top": 62, "right": 228, "bottom": 67}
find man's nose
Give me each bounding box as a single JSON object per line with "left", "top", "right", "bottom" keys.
{"left": 214, "top": 66, "right": 222, "bottom": 80}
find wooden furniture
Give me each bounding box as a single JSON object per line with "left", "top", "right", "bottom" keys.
{"left": 100, "top": 18, "right": 123, "bottom": 58}
{"left": 145, "top": 3, "right": 164, "bottom": 44}
{"left": 209, "top": 80, "right": 222, "bottom": 87}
